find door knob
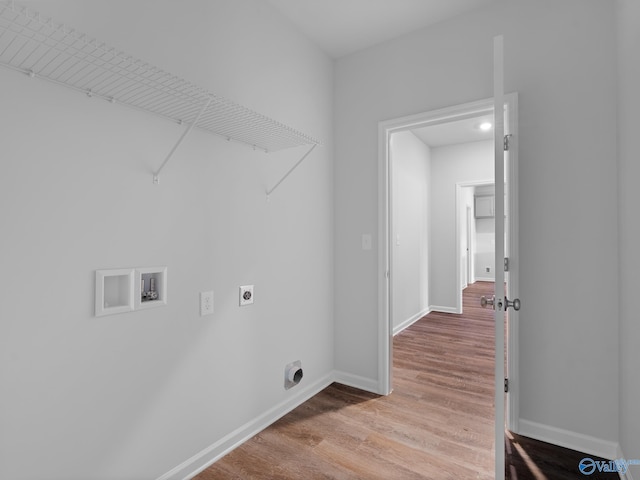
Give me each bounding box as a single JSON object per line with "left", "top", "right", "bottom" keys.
{"left": 505, "top": 296, "right": 521, "bottom": 311}
{"left": 480, "top": 295, "right": 495, "bottom": 309}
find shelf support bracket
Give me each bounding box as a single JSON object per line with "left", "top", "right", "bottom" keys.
{"left": 266, "top": 143, "right": 318, "bottom": 199}
{"left": 153, "top": 96, "right": 212, "bottom": 184}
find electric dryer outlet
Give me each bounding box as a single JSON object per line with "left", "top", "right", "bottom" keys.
{"left": 239, "top": 285, "right": 254, "bottom": 306}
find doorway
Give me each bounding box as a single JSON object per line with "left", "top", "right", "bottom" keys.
{"left": 389, "top": 128, "right": 494, "bottom": 328}
{"left": 377, "top": 94, "right": 519, "bottom": 427}
{"left": 457, "top": 181, "right": 497, "bottom": 311}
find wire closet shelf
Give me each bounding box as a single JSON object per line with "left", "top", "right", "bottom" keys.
{"left": 0, "top": 0, "right": 320, "bottom": 187}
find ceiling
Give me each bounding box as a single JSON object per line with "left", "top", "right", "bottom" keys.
{"left": 267, "top": 0, "right": 498, "bottom": 146}
{"left": 266, "top": 0, "right": 499, "bottom": 146}
{"left": 411, "top": 113, "right": 494, "bottom": 148}
{"left": 266, "top": 0, "right": 498, "bottom": 58}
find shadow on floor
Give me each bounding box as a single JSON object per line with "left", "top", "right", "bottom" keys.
{"left": 505, "top": 430, "right": 621, "bottom": 479}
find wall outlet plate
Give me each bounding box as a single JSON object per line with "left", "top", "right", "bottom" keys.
{"left": 362, "top": 233, "right": 372, "bottom": 250}
{"left": 239, "top": 285, "right": 254, "bottom": 306}
{"left": 200, "top": 291, "right": 214, "bottom": 316}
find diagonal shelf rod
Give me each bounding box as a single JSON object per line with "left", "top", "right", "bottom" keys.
{"left": 153, "top": 95, "right": 212, "bottom": 184}
{"left": 266, "top": 143, "right": 317, "bottom": 199}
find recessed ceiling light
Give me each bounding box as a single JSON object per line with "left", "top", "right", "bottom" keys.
{"left": 479, "top": 122, "right": 493, "bottom": 131}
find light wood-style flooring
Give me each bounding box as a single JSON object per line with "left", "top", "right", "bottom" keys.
{"left": 195, "top": 282, "right": 495, "bottom": 479}
{"left": 194, "top": 282, "right": 616, "bottom": 479}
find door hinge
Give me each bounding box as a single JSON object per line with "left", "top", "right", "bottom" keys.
{"left": 504, "top": 378, "right": 509, "bottom": 393}
{"left": 504, "top": 134, "right": 513, "bottom": 151}
{"left": 504, "top": 257, "right": 509, "bottom": 272}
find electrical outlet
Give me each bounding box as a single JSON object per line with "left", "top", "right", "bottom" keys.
{"left": 362, "top": 234, "right": 372, "bottom": 250}
{"left": 486, "top": 267, "right": 491, "bottom": 273}
{"left": 200, "top": 291, "right": 214, "bottom": 316}
{"left": 239, "top": 285, "right": 254, "bottom": 306}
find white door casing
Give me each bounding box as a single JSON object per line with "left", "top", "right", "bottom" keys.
{"left": 377, "top": 38, "right": 519, "bottom": 477}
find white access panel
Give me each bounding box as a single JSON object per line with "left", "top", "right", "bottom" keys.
{"left": 95, "top": 268, "right": 134, "bottom": 317}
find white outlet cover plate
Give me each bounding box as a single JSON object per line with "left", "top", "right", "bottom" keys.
{"left": 200, "top": 291, "right": 214, "bottom": 316}
{"left": 239, "top": 285, "right": 254, "bottom": 306}
{"left": 362, "top": 234, "right": 372, "bottom": 250}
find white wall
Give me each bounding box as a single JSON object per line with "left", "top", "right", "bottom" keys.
{"left": 616, "top": 0, "right": 640, "bottom": 470}
{"left": 475, "top": 218, "right": 496, "bottom": 281}
{"left": 474, "top": 185, "right": 496, "bottom": 282}
{"left": 334, "top": 0, "right": 619, "bottom": 454}
{"left": 430, "top": 141, "right": 493, "bottom": 310}
{"left": 390, "top": 131, "right": 431, "bottom": 333}
{"left": 0, "top": 1, "right": 334, "bottom": 479}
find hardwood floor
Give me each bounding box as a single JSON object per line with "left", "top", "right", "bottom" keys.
{"left": 505, "top": 431, "right": 620, "bottom": 480}
{"left": 193, "top": 282, "right": 613, "bottom": 479}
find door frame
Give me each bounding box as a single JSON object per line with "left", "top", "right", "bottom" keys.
{"left": 377, "top": 94, "right": 519, "bottom": 434}
{"left": 466, "top": 205, "right": 473, "bottom": 288}
{"left": 457, "top": 180, "right": 495, "bottom": 301}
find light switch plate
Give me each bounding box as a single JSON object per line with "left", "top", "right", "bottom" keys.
{"left": 362, "top": 234, "right": 372, "bottom": 251}
{"left": 200, "top": 291, "right": 214, "bottom": 316}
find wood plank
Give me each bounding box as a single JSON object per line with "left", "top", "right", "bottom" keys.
{"left": 193, "top": 282, "right": 615, "bottom": 479}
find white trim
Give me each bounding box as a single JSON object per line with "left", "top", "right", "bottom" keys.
{"left": 378, "top": 120, "right": 392, "bottom": 395}
{"left": 393, "top": 308, "right": 431, "bottom": 336}
{"left": 617, "top": 445, "right": 636, "bottom": 480}
{"left": 333, "top": 371, "right": 380, "bottom": 394}
{"left": 377, "top": 92, "right": 520, "bottom": 459}
{"left": 505, "top": 92, "right": 519, "bottom": 433}
{"left": 620, "top": 466, "right": 636, "bottom": 480}
{"left": 378, "top": 97, "right": 502, "bottom": 397}
{"left": 474, "top": 275, "right": 496, "bottom": 282}
{"left": 518, "top": 419, "right": 620, "bottom": 461}
{"left": 156, "top": 373, "right": 334, "bottom": 480}
{"left": 429, "top": 305, "right": 460, "bottom": 314}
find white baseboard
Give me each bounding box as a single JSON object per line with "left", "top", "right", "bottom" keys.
{"left": 157, "top": 373, "right": 334, "bottom": 480}
{"left": 474, "top": 275, "right": 495, "bottom": 282}
{"left": 620, "top": 467, "right": 635, "bottom": 480}
{"left": 158, "top": 380, "right": 633, "bottom": 480}
{"left": 617, "top": 445, "right": 637, "bottom": 480}
{"left": 393, "top": 308, "right": 430, "bottom": 336}
{"left": 518, "top": 418, "right": 620, "bottom": 461}
{"left": 429, "top": 305, "right": 459, "bottom": 314}
{"left": 332, "top": 370, "right": 380, "bottom": 394}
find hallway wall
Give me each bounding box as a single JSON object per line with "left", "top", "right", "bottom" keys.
{"left": 616, "top": 0, "right": 640, "bottom": 469}
{"left": 334, "top": 0, "right": 619, "bottom": 454}
{"left": 430, "top": 140, "right": 493, "bottom": 310}
{"left": 390, "top": 131, "right": 431, "bottom": 333}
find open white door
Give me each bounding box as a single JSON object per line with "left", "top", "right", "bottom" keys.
{"left": 494, "top": 34, "right": 507, "bottom": 480}
{"left": 489, "top": 35, "right": 520, "bottom": 480}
